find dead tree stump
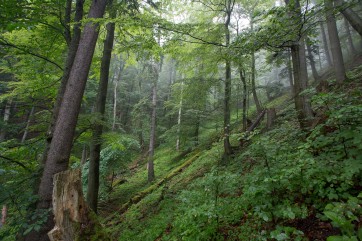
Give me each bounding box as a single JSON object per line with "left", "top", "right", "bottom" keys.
{"left": 48, "top": 169, "right": 109, "bottom": 241}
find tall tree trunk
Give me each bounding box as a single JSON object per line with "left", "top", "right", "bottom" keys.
{"left": 112, "top": 58, "right": 124, "bottom": 131}
{"left": 325, "top": 0, "right": 347, "bottom": 83}
{"left": 176, "top": 81, "right": 184, "bottom": 151}
{"left": 25, "top": 1, "right": 107, "bottom": 240}
{"left": 112, "top": 80, "right": 118, "bottom": 131}
{"left": 1, "top": 205, "right": 6, "bottom": 226}
{"left": 344, "top": 16, "right": 357, "bottom": 55}
{"left": 81, "top": 144, "right": 88, "bottom": 166}
{"left": 148, "top": 61, "right": 160, "bottom": 183}
{"left": 21, "top": 106, "right": 35, "bottom": 143}
{"left": 287, "top": 50, "right": 294, "bottom": 95}
{"left": 239, "top": 67, "right": 247, "bottom": 132}
{"left": 320, "top": 22, "right": 333, "bottom": 67}
{"left": 194, "top": 114, "right": 200, "bottom": 146}
{"left": 285, "top": 0, "right": 314, "bottom": 129}
{"left": 87, "top": 10, "right": 115, "bottom": 213}
{"left": 306, "top": 40, "right": 320, "bottom": 81}
{"left": 334, "top": 0, "right": 362, "bottom": 37}
{"left": 250, "top": 18, "right": 262, "bottom": 114}
{"left": 0, "top": 99, "right": 12, "bottom": 141}
{"left": 42, "top": 0, "right": 84, "bottom": 165}
{"left": 223, "top": 1, "right": 233, "bottom": 157}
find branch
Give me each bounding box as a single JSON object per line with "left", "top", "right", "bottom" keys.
{"left": 0, "top": 155, "right": 30, "bottom": 171}
{"left": 0, "top": 38, "right": 63, "bottom": 71}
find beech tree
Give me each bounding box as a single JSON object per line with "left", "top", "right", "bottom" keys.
{"left": 284, "top": 0, "right": 314, "bottom": 129}
{"left": 87, "top": 1, "right": 116, "bottom": 213}
{"left": 325, "top": 0, "right": 347, "bottom": 83}
{"left": 25, "top": 1, "right": 107, "bottom": 240}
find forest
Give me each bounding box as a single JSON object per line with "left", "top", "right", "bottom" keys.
{"left": 0, "top": 0, "right": 361, "bottom": 240}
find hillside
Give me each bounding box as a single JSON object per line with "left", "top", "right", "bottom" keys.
{"left": 96, "top": 65, "right": 362, "bottom": 240}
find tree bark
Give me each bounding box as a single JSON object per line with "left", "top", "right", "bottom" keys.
{"left": 239, "top": 67, "right": 247, "bottom": 132}
{"left": 320, "top": 22, "right": 333, "bottom": 67}
{"left": 81, "top": 144, "right": 88, "bottom": 166}
{"left": 250, "top": 18, "right": 262, "bottom": 114}
{"left": 306, "top": 40, "right": 320, "bottom": 81}
{"left": 223, "top": 0, "right": 234, "bottom": 157}
{"left": 334, "top": 0, "right": 362, "bottom": 37}
{"left": 325, "top": 0, "right": 347, "bottom": 83}
{"left": 344, "top": 16, "right": 357, "bottom": 55}
{"left": 148, "top": 61, "right": 160, "bottom": 183}
{"left": 25, "top": 1, "right": 107, "bottom": 240}
{"left": 285, "top": 0, "right": 314, "bottom": 129}
{"left": 0, "top": 99, "right": 12, "bottom": 142}
{"left": 48, "top": 169, "right": 110, "bottom": 241}
{"left": 112, "top": 58, "right": 124, "bottom": 131}
{"left": 287, "top": 50, "right": 294, "bottom": 95}
{"left": 1, "top": 205, "right": 7, "bottom": 226}
{"left": 266, "top": 108, "right": 276, "bottom": 130}
{"left": 87, "top": 9, "right": 115, "bottom": 213}
{"left": 21, "top": 106, "right": 35, "bottom": 143}
{"left": 176, "top": 81, "right": 184, "bottom": 151}
{"left": 42, "top": 0, "right": 84, "bottom": 165}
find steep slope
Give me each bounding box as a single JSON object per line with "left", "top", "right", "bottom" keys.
{"left": 99, "top": 65, "right": 362, "bottom": 241}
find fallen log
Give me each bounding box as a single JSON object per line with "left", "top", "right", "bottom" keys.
{"left": 240, "top": 109, "right": 266, "bottom": 147}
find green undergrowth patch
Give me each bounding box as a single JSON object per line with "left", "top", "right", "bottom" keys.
{"left": 106, "top": 147, "right": 182, "bottom": 207}
{"left": 105, "top": 79, "right": 361, "bottom": 241}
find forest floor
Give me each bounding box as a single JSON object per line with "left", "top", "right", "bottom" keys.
{"left": 98, "top": 55, "right": 362, "bottom": 240}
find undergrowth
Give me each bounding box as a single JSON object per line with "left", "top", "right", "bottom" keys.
{"left": 100, "top": 80, "right": 362, "bottom": 241}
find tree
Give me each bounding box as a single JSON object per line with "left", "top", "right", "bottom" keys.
{"left": 334, "top": 0, "right": 362, "bottom": 37}
{"left": 284, "top": 0, "right": 314, "bottom": 129}
{"left": 223, "top": 0, "right": 235, "bottom": 156}
{"left": 325, "top": 0, "right": 347, "bottom": 83}
{"left": 87, "top": 2, "right": 116, "bottom": 213}
{"left": 25, "top": 0, "right": 107, "bottom": 239}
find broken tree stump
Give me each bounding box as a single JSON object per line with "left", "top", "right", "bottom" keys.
{"left": 48, "top": 169, "right": 110, "bottom": 241}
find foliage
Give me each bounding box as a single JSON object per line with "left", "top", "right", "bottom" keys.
{"left": 324, "top": 193, "right": 362, "bottom": 241}
{"left": 80, "top": 134, "right": 140, "bottom": 200}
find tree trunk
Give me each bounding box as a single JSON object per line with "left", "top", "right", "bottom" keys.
{"left": 21, "top": 106, "right": 35, "bottom": 143}
{"left": 25, "top": 1, "right": 107, "bottom": 240}
{"left": 334, "top": 0, "right": 362, "bottom": 37}
{"left": 1, "top": 205, "right": 7, "bottom": 226}
{"left": 0, "top": 99, "right": 12, "bottom": 141}
{"left": 176, "top": 81, "right": 183, "bottom": 151}
{"left": 344, "top": 16, "right": 357, "bottom": 55}
{"left": 43, "top": 0, "right": 84, "bottom": 165}
{"left": 239, "top": 67, "right": 247, "bottom": 132}
{"left": 266, "top": 108, "right": 276, "bottom": 130}
{"left": 112, "top": 58, "right": 124, "bottom": 131}
{"left": 223, "top": 2, "right": 233, "bottom": 156}
{"left": 250, "top": 18, "right": 262, "bottom": 114}
{"left": 148, "top": 60, "right": 161, "bottom": 183}
{"left": 48, "top": 169, "right": 110, "bottom": 241}
{"left": 285, "top": 0, "right": 314, "bottom": 129}
{"left": 306, "top": 40, "right": 320, "bottom": 81}
{"left": 325, "top": 0, "right": 347, "bottom": 83}
{"left": 287, "top": 50, "right": 294, "bottom": 95}
{"left": 112, "top": 80, "right": 118, "bottom": 131}
{"left": 81, "top": 145, "right": 88, "bottom": 166}
{"left": 194, "top": 115, "right": 200, "bottom": 146}
{"left": 320, "top": 22, "right": 333, "bottom": 67}
{"left": 87, "top": 12, "right": 115, "bottom": 213}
